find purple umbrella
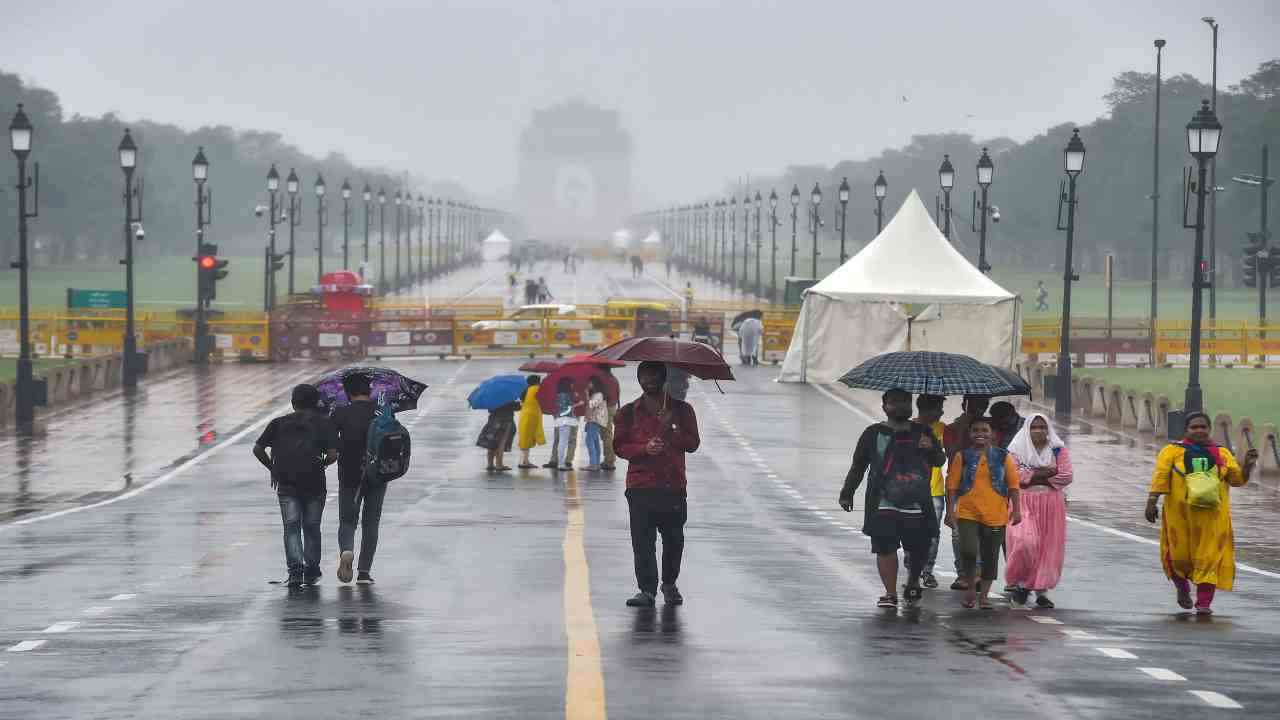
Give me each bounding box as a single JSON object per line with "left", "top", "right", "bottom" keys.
{"left": 315, "top": 366, "right": 428, "bottom": 414}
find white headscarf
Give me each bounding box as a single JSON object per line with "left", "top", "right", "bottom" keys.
{"left": 1006, "top": 412, "right": 1065, "bottom": 467}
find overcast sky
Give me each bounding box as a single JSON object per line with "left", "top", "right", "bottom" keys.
{"left": 1, "top": 0, "right": 1275, "bottom": 205}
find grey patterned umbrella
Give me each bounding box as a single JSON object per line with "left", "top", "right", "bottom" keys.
{"left": 837, "top": 351, "right": 1031, "bottom": 397}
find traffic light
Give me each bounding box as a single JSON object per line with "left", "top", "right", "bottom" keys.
{"left": 270, "top": 252, "right": 286, "bottom": 272}
{"left": 1268, "top": 247, "right": 1280, "bottom": 287}
{"left": 1242, "top": 232, "right": 1265, "bottom": 288}
{"left": 196, "top": 243, "right": 229, "bottom": 301}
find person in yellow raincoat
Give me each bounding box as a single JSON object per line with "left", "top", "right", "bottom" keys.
{"left": 1146, "top": 411, "right": 1258, "bottom": 615}
{"left": 517, "top": 375, "right": 547, "bottom": 469}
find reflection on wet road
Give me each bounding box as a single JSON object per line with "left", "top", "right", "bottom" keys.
{"left": 1, "top": 264, "right": 1277, "bottom": 719}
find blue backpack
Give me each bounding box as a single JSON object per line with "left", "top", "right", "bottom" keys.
{"left": 364, "top": 397, "right": 411, "bottom": 483}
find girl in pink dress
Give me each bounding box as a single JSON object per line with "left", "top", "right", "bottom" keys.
{"left": 1005, "top": 413, "right": 1073, "bottom": 607}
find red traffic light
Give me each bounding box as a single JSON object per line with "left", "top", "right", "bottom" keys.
{"left": 199, "top": 255, "right": 217, "bottom": 270}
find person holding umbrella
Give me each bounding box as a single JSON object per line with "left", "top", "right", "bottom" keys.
{"left": 517, "top": 375, "right": 546, "bottom": 469}
{"left": 614, "top": 361, "right": 702, "bottom": 607}
{"left": 468, "top": 374, "right": 532, "bottom": 472}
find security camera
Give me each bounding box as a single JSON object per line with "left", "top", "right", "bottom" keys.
{"left": 132, "top": 222, "right": 145, "bottom": 240}
{"left": 254, "top": 204, "right": 266, "bottom": 218}
{"left": 990, "top": 205, "right": 1001, "bottom": 223}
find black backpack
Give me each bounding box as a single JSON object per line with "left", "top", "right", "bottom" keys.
{"left": 363, "top": 399, "right": 411, "bottom": 483}
{"left": 879, "top": 427, "right": 932, "bottom": 508}
{"left": 272, "top": 412, "right": 323, "bottom": 477}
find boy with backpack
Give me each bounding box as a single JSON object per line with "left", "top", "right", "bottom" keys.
{"left": 839, "top": 388, "right": 946, "bottom": 609}
{"left": 253, "top": 384, "right": 339, "bottom": 588}
{"left": 330, "top": 372, "right": 411, "bottom": 585}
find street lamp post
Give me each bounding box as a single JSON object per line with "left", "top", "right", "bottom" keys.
{"left": 362, "top": 184, "right": 371, "bottom": 268}
{"left": 1054, "top": 129, "right": 1087, "bottom": 418}
{"left": 1182, "top": 100, "right": 1223, "bottom": 414}
{"left": 266, "top": 165, "right": 280, "bottom": 311}
{"left": 314, "top": 174, "right": 327, "bottom": 284}
{"left": 10, "top": 104, "right": 40, "bottom": 426}
{"left": 874, "top": 171, "right": 888, "bottom": 235}
{"left": 769, "top": 189, "right": 779, "bottom": 302}
{"left": 192, "top": 147, "right": 210, "bottom": 364}
{"left": 1150, "top": 39, "right": 1166, "bottom": 353}
{"left": 378, "top": 188, "right": 387, "bottom": 294}
{"left": 790, "top": 185, "right": 799, "bottom": 276}
{"left": 286, "top": 169, "right": 300, "bottom": 295}
{"left": 809, "top": 183, "right": 822, "bottom": 279}
{"left": 1203, "top": 17, "right": 1220, "bottom": 327}
{"left": 728, "top": 197, "right": 737, "bottom": 287}
{"left": 976, "top": 148, "right": 994, "bottom": 273}
{"left": 838, "top": 177, "right": 850, "bottom": 264}
{"left": 742, "top": 194, "right": 750, "bottom": 292}
{"left": 418, "top": 194, "right": 425, "bottom": 282}
{"left": 394, "top": 191, "right": 402, "bottom": 291}
{"left": 754, "top": 191, "right": 763, "bottom": 297}
{"left": 118, "top": 129, "right": 143, "bottom": 390}
{"left": 939, "top": 155, "right": 955, "bottom": 241}
{"left": 341, "top": 180, "right": 351, "bottom": 270}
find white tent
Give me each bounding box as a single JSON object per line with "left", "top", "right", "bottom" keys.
{"left": 482, "top": 230, "right": 511, "bottom": 262}
{"left": 778, "top": 189, "right": 1021, "bottom": 383}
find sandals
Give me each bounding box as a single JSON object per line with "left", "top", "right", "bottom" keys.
{"left": 1176, "top": 587, "right": 1194, "bottom": 610}
{"left": 876, "top": 594, "right": 899, "bottom": 609}
{"left": 978, "top": 598, "right": 995, "bottom": 610}
{"left": 518, "top": 463, "right": 536, "bottom": 469}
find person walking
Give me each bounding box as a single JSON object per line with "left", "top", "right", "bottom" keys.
{"left": 1036, "top": 281, "right": 1049, "bottom": 312}
{"left": 600, "top": 368, "right": 620, "bottom": 472}
{"left": 615, "top": 361, "right": 701, "bottom": 607}
{"left": 1004, "top": 414, "right": 1073, "bottom": 607}
{"left": 517, "top": 375, "right": 546, "bottom": 469}
{"left": 253, "top": 384, "right": 338, "bottom": 588}
{"left": 944, "top": 394, "right": 990, "bottom": 591}
{"left": 839, "top": 389, "right": 945, "bottom": 610}
{"left": 537, "top": 277, "right": 552, "bottom": 304}
{"left": 330, "top": 373, "right": 385, "bottom": 585}
{"left": 584, "top": 378, "right": 608, "bottom": 471}
{"left": 738, "top": 315, "right": 764, "bottom": 366}
{"left": 945, "top": 417, "right": 1022, "bottom": 609}
{"left": 1146, "top": 412, "right": 1257, "bottom": 615}
{"left": 524, "top": 278, "right": 539, "bottom": 305}
{"left": 989, "top": 401, "right": 1024, "bottom": 449}
{"left": 552, "top": 378, "right": 582, "bottom": 471}
{"left": 903, "top": 394, "right": 947, "bottom": 590}
{"left": 478, "top": 400, "right": 518, "bottom": 472}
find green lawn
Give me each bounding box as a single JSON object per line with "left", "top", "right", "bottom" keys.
{"left": 1076, "top": 367, "right": 1280, "bottom": 426}
{"left": 0, "top": 358, "right": 78, "bottom": 383}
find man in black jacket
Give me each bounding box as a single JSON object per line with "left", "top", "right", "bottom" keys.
{"left": 330, "top": 373, "right": 383, "bottom": 585}
{"left": 839, "top": 388, "right": 946, "bottom": 609}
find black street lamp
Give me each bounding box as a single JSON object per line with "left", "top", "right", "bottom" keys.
{"left": 427, "top": 197, "right": 437, "bottom": 277}
{"left": 314, "top": 174, "right": 327, "bottom": 284}
{"left": 1054, "top": 129, "right": 1087, "bottom": 418}
{"left": 418, "top": 194, "right": 426, "bottom": 282}
{"left": 790, "top": 184, "right": 800, "bottom": 276}
{"left": 728, "top": 196, "right": 737, "bottom": 286}
{"left": 393, "top": 191, "right": 402, "bottom": 291}
{"left": 742, "top": 194, "right": 751, "bottom": 292}
{"left": 1182, "top": 99, "right": 1223, "bottom": 414}
{"left": 938, "top": 155, "right": 955, "bottom": 241}
{"left": 118, "top": 129, "right": 143, "bottom": 390}
{"left": 10, "top": 104, "right": 42, "bottom": 427}
{"left": 809, "top": 183, "right": 822, "bottom": 279}
{"left": 769, "top": 189, "right": 780, "bottom": 302}
{"left": 265, "top": 165, "right": 280, "bottom": 311}
{"left": 838, "top": 177, "right": 850, "bottom": 264}
{"left": 285, "top": 169, "right": 300, "bottom": 295}
{"left": 1203, "top": 17, "right": 1220, "bottom": 326}
{"left": 975, "top": 148, "right": 994, "bottom": 273}
{"left": 754, "top": 191, "right": 763, "bottom": 297}
{"left": 874, "top": 170, "right": 888, "bottom": 236}
{"left": 192, "top": 147, "right": 211, "bottom": 364}
{"left": 378, "top": 187, "right": 387, "bottom": 294}
{"left": 341, "top": 179, "right": 351, "bottom": 270}
{"left": 1150, "top": 39, "right": 1166, "bottom": 349}
{"left": 361, "top": 184, "right": 372, "bottom": 269}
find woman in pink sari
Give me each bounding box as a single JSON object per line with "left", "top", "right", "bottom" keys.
{"left": 1005, "top": 413, "right": 1072, "bottom": 608}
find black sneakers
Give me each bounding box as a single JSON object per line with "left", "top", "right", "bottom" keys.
{"left": 660, "top": 584, "right": 683, "bottom": 605}
{"left": 356, "top": 572, "right": 374, "bottom": 585}
{"left": 286, "top": 572, "right": 304, "bottom": 588}
{"left": 626, "top": 591, "right": 656, "bottom": 607}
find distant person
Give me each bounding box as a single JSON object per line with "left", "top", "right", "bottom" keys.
{"left": 683, "top": 282, "right": 695, "bottom": 320}
{"left": 537, "top": 277, "right": 552, "bottom": 304}
{"left": 839, "top": 389, "right": 944, "bottom": 609}
{"left": 517, "top": 375, "right": 546, "bottom": 469}
{"left": 665, "top": 253, "right": 673, "bottom": 279}
{"left": 585, "top": 378, "right": 608, "bottom": 471}
{"left": 989, "top": 401, "right": 1024, "bottom": 449}
{"left": 945, "top": 417, "right": 1022, "bottom": 609}
{"left": 1146, "top": 412, "right": 1257, "bottom": 615}
{"left": 330, "top": 373, "right": 384, "bottom": 585}
{"left": 614, "top": 361, "right": 701, "bottom": 607}
{"left": 564, "top": 253, "right": 571, "bottom": 273}
{"left": 253, "top": 384, "right": 338, "bottom": 588}
{"left": 738, "top": 316, "right": 764, "bottom": 367}
{"left": 631, "top": 255, "right": 644, "bottom": 278}
{"left": 1036, "top": 281, "right": 1049, "bottom": 312}
{"left": 524, "top": 279, "right": 539, "bottom": 305}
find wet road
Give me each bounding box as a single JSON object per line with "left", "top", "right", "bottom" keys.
{"left": 2, "top": 263, "right": 1278, "bottom": 719}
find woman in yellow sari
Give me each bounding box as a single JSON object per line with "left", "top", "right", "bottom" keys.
{"left": 1146, "top": 412, "right": 1258, "bottom": 615}
{"left": 516, "top": 375, "right": 547, "bottom": 469}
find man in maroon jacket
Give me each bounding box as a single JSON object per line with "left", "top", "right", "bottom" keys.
{"left": 613, "top": 361, "right": 701, "bottom": 608}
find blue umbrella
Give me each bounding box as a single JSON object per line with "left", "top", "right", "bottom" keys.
{"left": 468, "top": 374, "right": 530, "bottom": 410}
{"left": 838, "top": 351, "right": 1031, "bottom": 397}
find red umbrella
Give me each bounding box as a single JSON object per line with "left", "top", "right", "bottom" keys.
{"left": 590, "top": 336, "right": 735, "bottom": 381}
{"left": 536, "top": 359, "right": 622, "bottom": 413}
{"left": 518, "top": 358, "right": 563, "bottom": 373}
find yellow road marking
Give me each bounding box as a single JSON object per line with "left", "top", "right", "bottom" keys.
{"left": 563, "top": 473, "right": 607, "bottom": 719}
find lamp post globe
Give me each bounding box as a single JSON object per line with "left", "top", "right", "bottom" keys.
{"left": 266, "top": 164, "right": 279, "bottom": 192}
{"left": 192, "top": 146, "right": 208, "bottom": 182}
{"left": 837, "top": 177, "right": 850, "bottom": 264}
{"left": 977, "top": 147, "right": 994, "bottom": 187}
{"left": 314, "top": 174, "right": 326, "bottom": 196}
{"left": 363, "top": 184, "right": 371, "bottom": 202}
{"left": 874, "top": 171, "right": 887, "bottom": 199}
{"left": 286, "top": 169, "right": 299, "bottom": 195}
{"left": 1186, "top": 99, "right": 1222, "bottom": 159}
{"left": 838, "top": 177, "right": 850, "bottom": 204}
{"left": 9, "top": 103, "right": 32, "bottom": 156}
{"left": 341, "top": 179, "right": 351, "bottom": 199}
{"left": 938, "top": 155, "right": 954, "bottom": 190}
{"left": 378, "top": 188, "right": 386, "bottom": 205}
{"left": 769, "top": 188, "right": 778, "bottom": 210}
{"left": 810, "top": 183, "right": 822, "bottom": 207}
{"left": 118, "top": 129, "right": 137, "bottom": 170}
{"left": 790, "top": 184, "right": 800, "bottom": 207}
{"left": 874, "top": 170, "right": 888, "bottom": 235}
{"left": 1065, "top": 129, "right": 1086, "bottom": 175}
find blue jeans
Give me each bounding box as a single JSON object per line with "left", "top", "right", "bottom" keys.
{"left": 338, "top": 482, "right": 387, "bottom": 574}
{"left": 585, "top": 422, "right": 603, "bottom": 466}
{"left": 278, "top": 493, "right": 325, "bottom": 576}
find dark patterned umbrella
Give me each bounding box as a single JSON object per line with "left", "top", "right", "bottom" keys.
{"left": 315, "top": 366, "right": 428, "bottom": 414}
{"left": 837, "top": 351, "right": 1030, "bottom": 397}
{"left": 590, "top": 336, "right": 734, "bottom": 381}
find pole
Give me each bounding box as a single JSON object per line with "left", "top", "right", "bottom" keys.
{"left": 810, "top": 204, "right": 819, "bottom": 279}
{"left": 770, "top": 206, "right": 778, "bottom": 302}
{"left": 742, "top": 203, "right": 750, "bottom": 292}
{"left": 1260, "top": 144, "right": 1270, "bottom": 364}
{"left": 1185, "top": 158, "right": 1209, "bottom": 414}
{"left": 363, "top": 198, "right": 370, "bottom": 265}
{"left": 418, "top": 205, "right": 425, "bottom": 282}
{"left": 1055, "top": 174, "right": 1078, "bottom": 417}
{"left": 287, "top": 195, "right": 298, "bottom": 295}
{"left": 978, "top": 185, "right": 990, "bottom": 272}
{"left": 122, "top": 167, "right": 138, "bottom": 389}
{"left": 378, "top": 201, "right": 386, "bottom": 294}
{"left": 194, "top": 177, "right": 207, "bottom": 364}
{"left": 394, "top": 201, "right": 401, "bottom": 290}
{"left": 754, "top": 203, "right": 762, "bottom": 297}
{"left": 942, "top": 189, "right": 952, "bottom": 241}
{"left": 876, "top": 197, "right": 884, "bottom": 235}
{"left": 1151, "top": 40, "right": 1165, "bottom": 360}
{"left": 316, "top": 194, "right": 325, "bottom": 284}
{"left": 342, "top": 196, "right": 350, "bottom": 270}
{"left": 267, "top": 190, "right": 277, "bottom": 311}
{"left": 1208, "top": 22, "right": 1219, "bottom": 327}
{"left": 790, "top": 204, "right": 798, "bottom": 277}
{"left": 14, "top": 155, "right": 33, "bottom": 426}
{"left": 728, "top": 206, "right": 736, "bottom": 287}
{"left": 839, "top": 199, "right": 848, "bottom": 265}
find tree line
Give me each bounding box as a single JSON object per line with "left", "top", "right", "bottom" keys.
{"left": 0, "top": 70, "right": 474, "bottom": 267}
